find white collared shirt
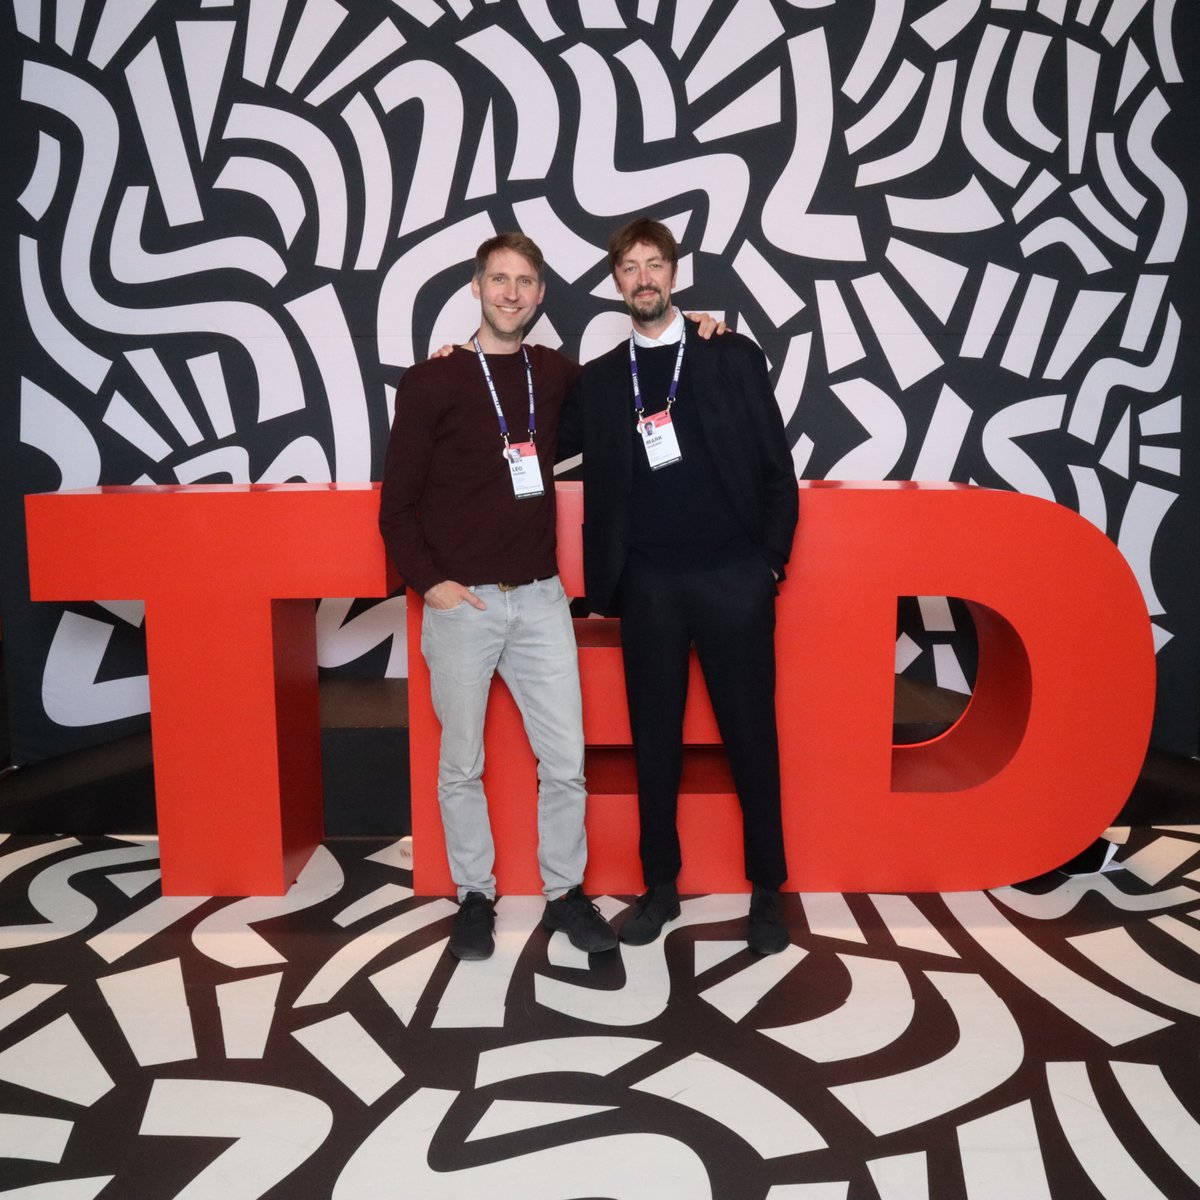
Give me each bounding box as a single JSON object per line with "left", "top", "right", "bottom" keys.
{"left": 632, "top": 307, "right": 684, "bottom": 348}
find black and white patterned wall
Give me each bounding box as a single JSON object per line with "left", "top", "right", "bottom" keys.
{"left": 2, "top": 0, "right": 1197, "bottom": 763}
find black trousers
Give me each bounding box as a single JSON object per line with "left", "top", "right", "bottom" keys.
{"left": 618, "top": 553, "right": 788, "bottom": 891}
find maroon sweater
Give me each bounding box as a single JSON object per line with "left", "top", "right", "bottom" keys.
{"left": 379, "top": 344, "right": 582, "bottom": 596}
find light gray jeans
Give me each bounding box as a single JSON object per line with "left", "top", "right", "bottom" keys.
{"left": 420, "top": 576, "right": 587, "bottom": 901}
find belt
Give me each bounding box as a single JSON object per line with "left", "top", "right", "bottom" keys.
{"left": 496, "top": 575, "right": 550, "bottom": 591}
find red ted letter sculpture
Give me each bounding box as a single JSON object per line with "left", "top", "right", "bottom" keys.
{"left": 28, "top": 481, "right": 1154, "bottom": 897}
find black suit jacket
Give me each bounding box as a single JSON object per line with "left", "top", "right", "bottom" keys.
{"left": 560, "top": 330, "right": 799, "bottom": 616}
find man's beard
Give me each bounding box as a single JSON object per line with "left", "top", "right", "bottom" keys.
{"left": 628, "top": 288, "right": 669, "bottom": 325}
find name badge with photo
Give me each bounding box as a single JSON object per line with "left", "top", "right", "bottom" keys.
{"left": 505, "top": 441, "right": 544, "bottom": 498}
{"left": 639, "top": 410, "right": 683, "bottom": 470}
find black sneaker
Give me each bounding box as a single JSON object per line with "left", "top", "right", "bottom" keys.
{"left": 747, "top": 885, "right": 788, "bottom": 955}
{"left": 618, "top": 882, "right": 681, "bottom": 946}
{"left": 542, "top": 886, "right": 618, "bottom": 953}
{"left": 450, "top": 891, "right": 495, "bottom": 960}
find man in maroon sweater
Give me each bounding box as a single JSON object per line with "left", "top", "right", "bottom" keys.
{"left": 378, "top": 232, "right": 612, "bottom": 961}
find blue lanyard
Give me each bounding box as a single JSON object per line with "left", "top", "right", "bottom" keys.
{"left": 473, "top": 337, "right": 535, "bottom": 446}
{"left": 629, "top": 325, "right": 685, "bottom": 422}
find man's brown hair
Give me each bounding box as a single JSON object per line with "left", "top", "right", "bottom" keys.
{"left": 607, "top": 219, "right": 679, "bottom": 276}
{"left": 474, "top": 232, "right": 545, "bottom": 280}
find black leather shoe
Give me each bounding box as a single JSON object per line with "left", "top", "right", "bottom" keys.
{"left": 747, "top": 885, "right": 788, "bottom": 955}
{"left": 542, "top": 886, "right": 618, "bottom": 952}
{"left": 618, "top": 883, "right": 681, "bottom": 945}
{"left": 450, "top": 891, "right": 495, "bottom": 960}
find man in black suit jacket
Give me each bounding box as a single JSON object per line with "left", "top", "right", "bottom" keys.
{"left": 560, "top": 219, "right": 799, "bottom": 954}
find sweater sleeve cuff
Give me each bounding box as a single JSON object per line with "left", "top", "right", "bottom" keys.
{"left": 405, "top": 569, "right": 445, "bottom": 598}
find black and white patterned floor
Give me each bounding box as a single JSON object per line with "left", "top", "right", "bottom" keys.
{"left": 2, "top": 826, "right": 1199, "bottom": 1198}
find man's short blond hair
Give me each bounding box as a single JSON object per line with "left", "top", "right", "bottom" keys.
{"left": 474, "top": 232, "right": 546, "bottom": 280}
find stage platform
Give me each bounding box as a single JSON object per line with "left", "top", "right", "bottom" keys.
{"left": 2, "top": 669, "right": 1200, "bottom": 1195}
{"left": 1, "top": 826, "right": 1200, "bottom": 1196}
